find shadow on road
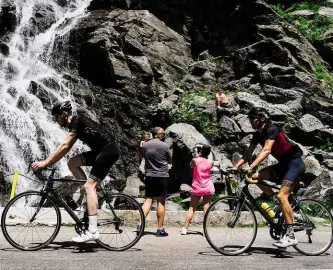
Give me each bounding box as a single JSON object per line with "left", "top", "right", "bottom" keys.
{"left": 0, "top": 241, "right": 142, "bottom": 253}
{"left": 199, "top": 246, "right": 332, "bottom": 258}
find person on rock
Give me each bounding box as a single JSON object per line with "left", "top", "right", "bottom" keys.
{"left": 181, "top": 145, "right": 214, "bottom": 235}
{"left": 216, "top": 89, "right": 227, "bottom": 108}
{"left": 32, "top": 101, "right": 120, "bottom": 243}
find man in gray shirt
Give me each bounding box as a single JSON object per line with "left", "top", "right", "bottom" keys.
{"left": 141, "top": 127, "right": 171, "bottom": 237}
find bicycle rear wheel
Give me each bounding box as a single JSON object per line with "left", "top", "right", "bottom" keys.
{"left": 203, "top": 195, "right": 257, "bottom": 256}
{"left": 96, "top": 193, "right": 145, "bottom": 251}
{"left": 1, "top": 191, "right": 61, "bottom": 251}
{"left": 293, "top": 199, "right": 333, "bottom": 255}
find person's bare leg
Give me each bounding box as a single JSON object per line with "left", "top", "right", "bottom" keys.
{"left": 277, "top": 184, "right": 294, "bottom": 224}
{"left": 142, "top": 198, "right": 154, "bottom": 218}
{"left": 68, "top": 155, "right": 87, "bottom": 180}
{"left": 183, "top": 195, "right": 200, "bottom": 229}
{"left": 156, "top": 197, "right": 166, "bottom": 229}
{"left": 84, "top": 179, "right": 98, "bottom": 233}
{"left": 85, "top": 179, "right": 98, "bottom": 215}
{"left": 203, "top": 195, "right": 212, "bottom": 213}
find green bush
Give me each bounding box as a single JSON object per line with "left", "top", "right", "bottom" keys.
{"left": 271, "top": 2, "right": 333, "bottom": 41}
{"left": 314, "top": 64, "right": 333, "bottom": 91}
{"left": 170, "top": 91, "right": 220, "bottom": 142}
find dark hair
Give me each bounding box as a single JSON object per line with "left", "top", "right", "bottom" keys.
{"left": 201, "top": 145, "right": 211, "bottom": 158}
{"left": 151, "top": 127, "right": 161, "bottom": 138}
{"left": 51, "top": 101, "right": 72, "bottom": 115}
{"left": 248, "top": 107, "right": 270, "bottom": 121}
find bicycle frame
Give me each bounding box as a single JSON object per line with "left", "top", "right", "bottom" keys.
{"left": 30, "top": 170, "right": 119, "bottom": 227}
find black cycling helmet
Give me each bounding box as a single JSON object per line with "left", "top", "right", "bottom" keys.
{"left": 51, "top": 101, "right": 72, "bottom": 115}
{"left": 248, "top": 106, "right": 270, "bottom": 120}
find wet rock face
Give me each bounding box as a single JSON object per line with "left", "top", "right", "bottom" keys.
{"left": 0, "top": 0, "right": 17, "bottom": 35}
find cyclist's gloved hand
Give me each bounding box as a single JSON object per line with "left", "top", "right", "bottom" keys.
{"left": 31, "top": 161, "right": 48, "bottom": 171}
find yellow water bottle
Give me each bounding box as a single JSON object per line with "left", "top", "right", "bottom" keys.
{"left": 261, "top": 202, "right": 275, "bottom": 218}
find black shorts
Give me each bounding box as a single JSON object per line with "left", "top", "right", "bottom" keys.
{"left": 82, "top": 143, "right": 119, "bottom": 182}
{"left": 145, "top": 176, "right": 169, "bottom": 198}
{"left": 265, "top": 157, "right": 306, "bottom": 185}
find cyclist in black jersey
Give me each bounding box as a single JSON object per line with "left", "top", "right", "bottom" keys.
{"left": 32, "top": 101, "right": 119, "bottom": 243}
{"left": 233, "top": 107, "right": 305, "bottom": 248}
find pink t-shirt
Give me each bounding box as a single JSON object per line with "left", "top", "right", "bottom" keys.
{"left": 191, "top": 157, "right": 215, "bottom": 196}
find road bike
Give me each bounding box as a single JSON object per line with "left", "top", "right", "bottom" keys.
{"left": 1, "top": 167, "right": 145, "bottom": 251}
{"left": 203, "top": 170, "right": 333, "bottom": 256}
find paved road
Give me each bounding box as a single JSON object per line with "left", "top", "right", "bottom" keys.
{"left": 0, "top": 227, "right": 332, "bottom": 270}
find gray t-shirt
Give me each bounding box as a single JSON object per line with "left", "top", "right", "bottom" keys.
{"left": 143, "top": 139, "right": 171, "bottom": 177}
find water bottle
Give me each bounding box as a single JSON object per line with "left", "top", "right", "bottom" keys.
{"left": 261, "top": 202, "right": 275, "bottom": 218}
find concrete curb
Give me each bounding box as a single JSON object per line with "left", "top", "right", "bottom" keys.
{"left": 0, "top": 207, "right": 265, "bottom": 227}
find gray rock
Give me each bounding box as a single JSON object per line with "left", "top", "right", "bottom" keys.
{"left": 302, "top": 170, "right": 333, "bottom": 201}
{"left": 235, "top": 92, "right": 287, "bottom": 121}
{"left": 323, "top": 159, "right": 333, "bottom": 170}
{"left": 289, "top": 10, "right": 315, "bottom": 17}
{"left": 235, "top": 114, "right": 255, "bottom": 133}
{"left": 219, "top": 116, "right": 241, "bottom": 136}
{"left": 122, "top": 173, "right": 144, "bottom": 197}
{"left": 303, "top": 156, "right": 322, "bottom": 183}
{"left": 318, "top": 7, "right": 333, "bottom": 18}
{"left": 165, "top": 201, "right": 184, "bottom": 211}
{"left": 296, "top": 114, "right": 324, "bottom": 133}
{"left": 31, "top": 3, "right": 56, "bottom": 34}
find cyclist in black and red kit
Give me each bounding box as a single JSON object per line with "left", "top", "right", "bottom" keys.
{"left": 32, "top": 101, "right": 119, "bottom": 243}
{"left": 233, "top": 107, "right": 305, "bottom": 248}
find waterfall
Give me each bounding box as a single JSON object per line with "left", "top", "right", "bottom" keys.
{"left": 0, "top": 0, "right": 92, "bottom": 194}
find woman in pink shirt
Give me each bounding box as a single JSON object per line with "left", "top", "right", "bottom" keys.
{"left": 181, "top": 145, "right": 214, "bottom": 235}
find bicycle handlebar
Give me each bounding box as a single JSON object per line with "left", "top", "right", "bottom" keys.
{"left": 225, "top": 169, "right": 258, "bottom": 184}
{"left": 27, "top": 162, "right": 57, "bottom": 181}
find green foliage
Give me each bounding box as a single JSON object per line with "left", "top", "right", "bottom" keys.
{"left": 316, "top": 139, "right": 333, "bottom": 152}
{"left": 270, "top": 2, "right": 333, "bottom": 41}
{"left": 169, "top": 196, "right": 188, "bottom": 209}
{"left": 314, "top": 64, "right": 333, "bottom": 91}
{"left": 170, "top": 91, "right": 220, "bottom": 142}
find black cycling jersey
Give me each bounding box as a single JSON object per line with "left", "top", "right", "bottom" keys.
{"left": 251, "top": 122, "right": 302, "bottom": 161}
{"left": 67, "top": 114, "right": 115, "bottom": 151}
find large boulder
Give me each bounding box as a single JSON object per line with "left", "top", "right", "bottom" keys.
{"left": 165, "top": 123, "right": 229, "bottom": 191}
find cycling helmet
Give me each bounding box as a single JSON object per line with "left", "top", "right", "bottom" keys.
{"left": 51, "top": 101, "right": 72, "bottom": 115}
{"left": 247, "top": 107, "right": 270, "bottom": 120}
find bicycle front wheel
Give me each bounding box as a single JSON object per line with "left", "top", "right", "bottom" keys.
{"left": 293, "top": 199, "right": 333, "bottom": 255}
{"left": 1, "top": 191, "right": 61, "bottom": 251}
{"left": 203, "top": 195, "right": 258, "bottom": 256}
{"left": 96, "top": 193, "right": 145, "bottom": 251}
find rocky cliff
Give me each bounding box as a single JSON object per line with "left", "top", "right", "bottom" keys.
{"left": 1, "top": 0, "right": 333, "bottom": 203}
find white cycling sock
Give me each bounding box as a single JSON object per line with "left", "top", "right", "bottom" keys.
{"left": 88, "top": 215, "right": 98, "bottom": 233}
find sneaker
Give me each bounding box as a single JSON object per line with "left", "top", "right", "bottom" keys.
{"left": 72, "top": 230, "right": 100, "bottom": 243}
{"left": 180, "top": 227, "right": 187, "bottom": 235}
{"left": 273, "top": 234, "right": 298, "bottom": 248}
{"left": 156, "top": 228, "right": 168, "bottom": 237}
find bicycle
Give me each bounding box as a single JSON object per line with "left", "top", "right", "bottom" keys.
{"left": 203, "top": 169, "right": 333, "bottom": 256}
{"left": 1, "top": 167, "right": 145, "bottom": 251}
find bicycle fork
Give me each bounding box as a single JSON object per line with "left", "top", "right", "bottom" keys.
{"left": 227, "top": 196, "right": 246, "bottom": 228}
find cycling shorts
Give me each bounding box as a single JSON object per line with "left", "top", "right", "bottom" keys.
{"left": 81, "top": 143, "right": 119, "bottom": 182}
{"left": 267, "top": 157, "right": 305, "bottom": 185}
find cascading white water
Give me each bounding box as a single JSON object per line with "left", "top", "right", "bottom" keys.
{"left": 0, "top": 0, "right": 92, "bottom": 193}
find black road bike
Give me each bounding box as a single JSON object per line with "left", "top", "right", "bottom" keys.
{"left": 203, "top": 170, "right": 333, "bottom": 256}
{"left": 1, "top": 167, "right": 145, "bottom": 251}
